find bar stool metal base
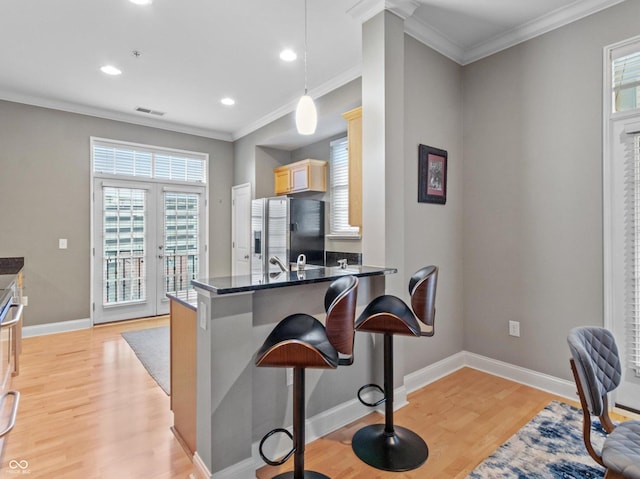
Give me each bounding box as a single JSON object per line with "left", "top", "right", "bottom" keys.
{"left": 273, "top": 471, "right": 330, "bottom": 479}
{"left": 351, "top": 424, "right": 429, "bottom": 472}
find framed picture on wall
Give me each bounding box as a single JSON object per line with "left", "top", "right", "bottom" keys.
{"left": 418, "top": 144, "right": 447, "bottom": 204}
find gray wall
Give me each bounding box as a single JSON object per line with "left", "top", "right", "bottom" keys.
{"left": 0, "top": 100, "right": 234, "bottom": 327}
{"left": 401, "top": 35, "right": 465, "bottom": 374}
{"left": 233, "top": 78, "right": 361, "bottom": 199}
{"left": 461, "top": 1, "right": 640, "bottom": 380}
{"left": 255, "top": 146, "right": 290, "bottom": 199}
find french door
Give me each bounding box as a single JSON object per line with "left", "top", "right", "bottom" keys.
{"left": 93, "top": 178, "right": 205, "bottom": 324}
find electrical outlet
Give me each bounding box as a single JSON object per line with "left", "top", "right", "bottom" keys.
{"left": 199, "top": 302, "right": 207, "bottom": 331}
{"left": 286, "top": 368, "right": 293, "bottom": 386}
{"left": 509, "top": 320, "right": 520, "bottom": 337}
{"left": 20, "top": 296, "right": 28, "bottom": 306}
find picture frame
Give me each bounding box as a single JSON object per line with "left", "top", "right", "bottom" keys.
{"left": 418, "top": 144, "right": 447, "bottom": 204}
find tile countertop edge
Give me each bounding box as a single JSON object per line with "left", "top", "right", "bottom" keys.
{"left": 192, "top": 266, "right": 397, "bottom": 295}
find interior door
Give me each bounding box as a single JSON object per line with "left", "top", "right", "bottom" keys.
{"left": 93, "top": 179, "right": 205, "bottom": 323}
{"left": 232, "top": 183, "right": 251, "bottom": 276}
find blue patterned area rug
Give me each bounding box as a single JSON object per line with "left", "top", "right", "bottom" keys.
{"left": 467, "top": 401, "right": 606, "bottom": 479}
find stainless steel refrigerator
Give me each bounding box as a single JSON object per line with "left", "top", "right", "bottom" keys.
{"left": 251, "top": 197, "right": 325, "bottom": 276}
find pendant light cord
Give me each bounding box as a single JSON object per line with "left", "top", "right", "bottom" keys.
{"left": 304, "top": 0, "right": 308, "bottom": 95}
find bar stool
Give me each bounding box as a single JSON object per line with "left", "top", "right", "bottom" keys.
{"left": 255, "top": 275, "right": 359, "bottom": 479}
{"left": 351, "top": 265, "right": 438, "bottom": 472}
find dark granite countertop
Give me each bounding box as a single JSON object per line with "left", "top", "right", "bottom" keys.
{"left": 0, "top": 275, "right": 17, "bottom": 313}
{"left": 0, "top": 257, "right": 23, "bottom": 275}
{"left": 167, "top": 289, "right": 198, "bottom": 310}
{"left": 192, "top": 265, "right": 397, "bottom": 295}
{"left": 0, "top": 258, "right": 23, "bottom": 312}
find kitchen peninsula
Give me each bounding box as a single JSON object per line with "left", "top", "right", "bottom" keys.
{"left": 190, "top": 265, "right": 395, "bottom": 477}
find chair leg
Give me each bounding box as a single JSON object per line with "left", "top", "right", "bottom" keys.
{"left": 273, "top": 367, "right": 330, "bottom": 479}
{"left": 351, "top": 333, "right": 429, "bottom": 472}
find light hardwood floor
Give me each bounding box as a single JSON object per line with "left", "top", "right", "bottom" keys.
{"left": 257, "top": 367, "right": 569, "bottom": 479}
{"left": 2, "top": 318, "right": 576, "bottom": 479}
{"left": 1, "top": 317, "right": 197, "bottom": 479}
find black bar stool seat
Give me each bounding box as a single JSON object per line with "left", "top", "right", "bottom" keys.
{"left": 351, "top": 266, "right": 438, "bottom": 473}
{"left": 256, "top": 276, "right": 359, "bottom": 479}
{"left": 257, "top": 313, "right": 339, "bottom": 369}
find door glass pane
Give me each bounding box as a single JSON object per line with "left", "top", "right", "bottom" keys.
{"left": 164, "top": 192, "right": 199, "bottom": 294}
{"left": 103, "top": 187, "right": 147, "bottom": 305}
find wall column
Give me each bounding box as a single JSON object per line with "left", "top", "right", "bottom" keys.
{"left": 357, "top": 2, "right": 416, "bottom": 298}
{"left": 353, "top": 0, "right": 418, "bottom": 393}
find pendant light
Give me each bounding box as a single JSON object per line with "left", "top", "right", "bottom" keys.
{"left": 295, "top": 0, "right": 317, "bottom": 135}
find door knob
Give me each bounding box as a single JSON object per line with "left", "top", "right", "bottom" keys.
{"left": 244, "top": 255, "right": 249, "bottom": 260}
{"left": 158, "top": 254, "right": 164, "bottom": 259}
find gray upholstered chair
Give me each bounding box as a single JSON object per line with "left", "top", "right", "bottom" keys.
{"left": 567, "top": 326, "right": 640, "bottom": 479}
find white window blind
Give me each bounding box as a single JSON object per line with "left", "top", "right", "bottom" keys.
{"left": 329, "top": 137, "right": 359, "bottom": 237}
{"left": 93, "top": 141, "right": 207, "bottom": 184}
{"left": 624, "top": 132, "right": 640, "bottom": 374}
{"left": 613, "top": 50, "right": 640, "bottom": 113}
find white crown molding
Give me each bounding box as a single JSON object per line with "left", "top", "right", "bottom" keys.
{"left": 347, "top": 0, "right": 420, "bottom": 24}
{"left": 231, "top": 63, "right": 362, "bottom": 141}
{"left": 462, "top": 0, "right": 627, "bottom": 65}
{"left": 404, "top": 14, "right": 465, "bottom": 65}
{"left": 0, "top": 90, "right": 233, "bottom": 142}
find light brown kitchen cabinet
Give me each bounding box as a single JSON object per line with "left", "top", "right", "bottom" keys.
{"left": 342, "top": 106, "right": 362, "bottom": 229}
{"left": 170, "top": 298, "right": 196, "bottom": 456}
{"left": 274, "top": 159, "right": 327, "bottom": 195}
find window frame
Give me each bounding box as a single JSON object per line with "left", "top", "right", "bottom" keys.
{"left": 91, "top": 137, "right": 208, "bottom": 185}
{"left": 603, "top": 36, "right": 640, "bottom": 405}
{"left": 327, "top": 136, "right": 360, "bottom": 239}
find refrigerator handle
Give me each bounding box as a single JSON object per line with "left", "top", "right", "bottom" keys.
{"left": 254, "top": 231, "right": 262, "bottom": 255}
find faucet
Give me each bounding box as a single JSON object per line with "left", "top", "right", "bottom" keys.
{"left": 269, "top": 256, "right": 288, "bottom": 272}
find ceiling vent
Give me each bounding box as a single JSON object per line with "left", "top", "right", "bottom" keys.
{"left": 135, "top": 106, "right": 165, "bottom": 116}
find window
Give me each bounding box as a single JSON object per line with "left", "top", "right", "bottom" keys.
{"left": 91, "top": 137, "right": 208, "bottom": 324}
{"left": 329, "top": 137, "right": 359, "bottom": 237}
{"left": 622, "top": 131, "right": 640, "bottom": 373}
{"left": 93, "top": 140, "right": 207, "bottom": 184}
{"left": 604, "top": 37, "right": 640, "bottom": 402}
{"left": 613, "top": 50, "right": 640, "bottom": 113}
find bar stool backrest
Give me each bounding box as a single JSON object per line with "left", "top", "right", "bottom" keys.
{"left": 324, "top": 276, "right": 359, "bottom": 356}
{"left": 409, "top": 266, "right": 438, "bottom": 327}
{"left": 567, "top": 326, "right": 621, "bottom": 416}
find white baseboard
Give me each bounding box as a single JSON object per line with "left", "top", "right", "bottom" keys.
{"left": 23, "top": 318, "right": 91, "bottom": 338}
{"left": 206, "top": 351, "right": 577, "bottom": 478}
{"left": 193, "top": 452, "right": 211, "bottom": 479}
{"left": 211, "top": 456, "right": 255, "bottom": 479}
{"left": 404, "top": 351, "right": 467, "bottom": 394}
{"left": 463, "top": 351, "right": 576, "bottom": 400}
{"left": 250, "top": 396, "right": 373, "bottom": 472}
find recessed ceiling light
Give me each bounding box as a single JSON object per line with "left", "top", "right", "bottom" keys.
{"left": 129, "top": 0, "right": 152, "bottom": 5}
{"left": 100, "top": 65, "right": 122, "bottom": 76}
{"left": 221, "top": 98, "right": 235, "bottom": 106}
{"left": 280, "top": 49, "right": 297, "bottom": 62}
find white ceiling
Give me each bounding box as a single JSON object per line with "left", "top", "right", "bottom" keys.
{"left": 0, "top": 0, "right": 625, "bottom": 145}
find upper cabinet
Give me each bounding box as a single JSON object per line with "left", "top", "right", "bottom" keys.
{"left": 274, "top": 159, "right": 327, "bottom": 196}
{"left": 342, "top": 106, "right": 362, "bottom": 229}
